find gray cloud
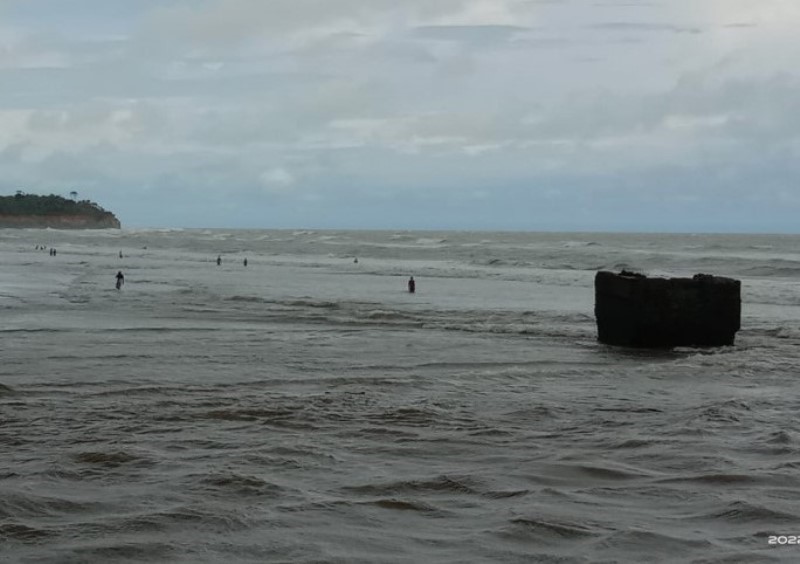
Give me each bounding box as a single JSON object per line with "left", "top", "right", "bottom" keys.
{"left": 143, "top": 0, "right": 472, "bottom": 45}
{"left": 412, "top": 24, "right": 531, "bottom": 44}
{"left": 0, "top": 1, "right": 797, "bottom": 231}
{"left": 589, "top": 22, "right": 703, "bottom": 34}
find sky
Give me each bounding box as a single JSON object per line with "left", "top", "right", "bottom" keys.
{"left": 0, "top": 0, "right": 799, "bottom": 232}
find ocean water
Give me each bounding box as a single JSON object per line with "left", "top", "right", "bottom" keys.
{"left": 1, "top": 228, "right": 800, "bottom": 563}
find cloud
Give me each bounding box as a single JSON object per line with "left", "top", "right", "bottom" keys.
{"left": 412, "top": 24, "right": 531, "bottom": 45}
{"left": 588, "top": 22, "right": 703, "bottom": 34}
{"left": 0, "top": 1, "right": 798, "bottom": 230}
{"left": 143, "top": 0, "right": 474, "bottom": 46}
{"left": 260, "top": 167, "right": 296, "bottom": 193}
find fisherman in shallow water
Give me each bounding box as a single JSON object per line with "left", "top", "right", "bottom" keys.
{"left": 243, "top": 258, "right": 248, "bottom": 267}
{"left": 216, "top": 255, "right": 222, "bottom": 266}
{"left": 408, "top": 276, "right": 416, "bottom": 294}
{"left": 115, "top": 271, "right": 125, "bottom": 290}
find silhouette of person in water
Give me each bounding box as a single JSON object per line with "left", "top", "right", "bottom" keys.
{"left": 119, "top": 251, "right": 123, "bottom": 258}
{"left": 115, "top": 271, "right": 125, "bottom": 290}
{"left": 243, "top": 258, "right": 248, "bottom": 267}
{"left": 216, "top": 255, "right": 222, "bottom": 266}
{"left": 408, "top": 276, "right": 416, "bottom": 294}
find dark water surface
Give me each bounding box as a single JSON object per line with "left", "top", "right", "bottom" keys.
{"left": 2, "top": 229, "right": 800, "bottom": 563}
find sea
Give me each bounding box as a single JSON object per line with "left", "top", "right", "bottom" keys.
{"left": 1, "top": 228, "right": 800, "bottom": 564}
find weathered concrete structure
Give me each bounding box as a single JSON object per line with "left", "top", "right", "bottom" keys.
{"left": 595, "top": 270, "right": 741, "bottom": 348}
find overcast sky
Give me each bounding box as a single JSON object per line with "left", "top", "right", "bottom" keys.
{"left": 0, "top": 0, "right": 798, "bottom": 231}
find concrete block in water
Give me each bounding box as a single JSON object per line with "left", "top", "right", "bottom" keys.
{"left": 594, "top": 270, "right": 741, "bottom": 347}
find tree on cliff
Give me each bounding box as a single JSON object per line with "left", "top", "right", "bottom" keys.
{"left": 0, "top": 193, "right": 113, "bottom": 219}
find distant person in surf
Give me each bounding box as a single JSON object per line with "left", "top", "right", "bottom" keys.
{"left": 216, "top": 255, "right": 221, "bottom": 266}
{"left": 115, "top": 271, "right": 125, "bottom": 290}
{"left": 353, "top": 257, "right": 358, "bottom": 264}
{"left": 243, "top": 258, "right": 248, "bottom": 267}
{"left": 408, "top": 276, "right": 416, "bottom": 294}
{"left": 119, "top": 251, "right": 123, "bottom": 258}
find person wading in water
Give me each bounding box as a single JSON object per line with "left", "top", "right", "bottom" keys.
{"left": 115, "top": 271, "right": 125, "bottom": 290}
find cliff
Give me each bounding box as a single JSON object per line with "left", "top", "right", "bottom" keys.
{"left": 0, "top": 193, "right": 121, "bottom": 229}
{"left": 0, "top": 213, "right": 120, "bottom": 229}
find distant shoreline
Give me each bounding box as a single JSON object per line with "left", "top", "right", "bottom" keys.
{"left": 104, "top": 226, "right": 798, "bottom": 237}
{"left": 0, "top": 194, "right": 121, "bottom": 229}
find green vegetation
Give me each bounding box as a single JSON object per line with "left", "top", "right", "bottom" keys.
{"left": 0, "top": 192, "right": 112, "bottom": 218}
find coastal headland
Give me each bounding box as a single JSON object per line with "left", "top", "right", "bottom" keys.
{"left": 0, "top": 193, "right": 120, "bottom": 229}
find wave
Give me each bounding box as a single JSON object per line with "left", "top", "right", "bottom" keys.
{"left": 72, "top": 450, "right": 143, "bottom": 468}
{"left": 200, "top": 408, "right": 292, "bottom": 422}
{"left": 283, "top": 298, "right": 341, "bottom": 310}
{"left": 477, "top": 258, "right": 534, "bottom": 268}
{"left": 227, "top": 295, "right": 266, "bottom": 303}
{"left": 0, "top": 492, "right": 100, "bottom": 519}
{"left": 360, "top": 498, "right": 443, "bottom": 514}
{"left": 765, "top": 430, "right": 792, "bottom": 444}
{"left": 759, "top": 327, "right": 800, "bottom": 340}
{"left": 87, "top": 385, "right": 190, "bottom": 398}
{"left": 0, "top": 328, "right": 64, "bottom": 334}
{"left": 226, "top": 298, "right": 595, "bottom": 340}
{"left": 657, "top": 473, "right": 762, "bottom": 485}
{"left": 0, "top": 522, "right": 54, "bottom": 541}
{"left": 370, "top": 406, "right": 445, "bottom": 427}
{"left": 502, "top": 405, "right": 563, "bottom": 421}
{"left": 595, "top": 407, "right": 664, "bottom": 414}
{"left": 745, "top": 266, "right": 800, "bottom": 278}
{"left": 596, "top": 529, "right": 716, "bottom": 554}
{"left": 121, "top": 505, "right": 253, "bottom": 532}
{"left": 192, "top": 472, "right": 284, "bottom": 498}
{"left": 562, "top": 240, "right": 601, "bottom": 248}
{"left": 342, "top": 475, "right": 483, "bottom": 497}
{"left": 66, "top": 541, "right": 178, "bottom": 561}
{"left": 196, "top": 408, "right": 320, "bottom": 431}
{"left": 501, "top": 516, "right": 604, "bottom": 541}
{"left": 773, "top": 460, "right": 800, "bottom": 470}
{"left": 558, "top": 463, "right": 648, "bottom": 481}
{"left": 690, "top": 399, "right": 752, "bottom": 424}
{"left": 698, "top": 500, "right": 800, "bottom": 523}
{"left": 360, "top": 310, "right": 424, "bottom": 324}
{"left": 607, "top": 438, "right": 657, "bottom": 449}
{"left": 126, "top": 227, "right": 185, "bottom": 235}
